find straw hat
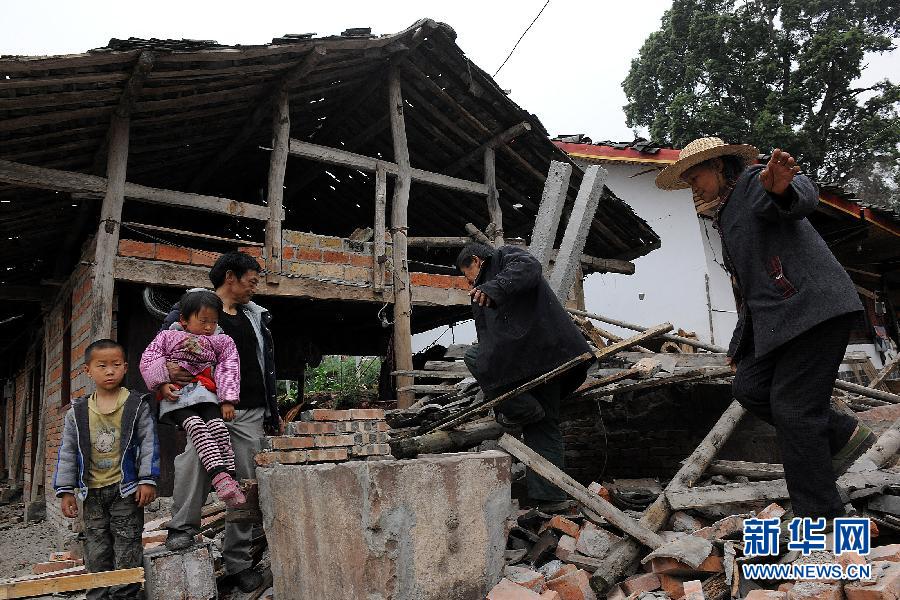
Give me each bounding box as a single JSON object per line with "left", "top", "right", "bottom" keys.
{"left": 655, "top": 137, "right": 759, "bottom": 190}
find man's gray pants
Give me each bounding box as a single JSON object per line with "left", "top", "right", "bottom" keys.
{"left": 167, "top": 407, "right": 265, "bottom": 575}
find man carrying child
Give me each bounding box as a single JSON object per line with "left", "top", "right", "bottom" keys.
{"left": 54, "top": 339, "right": 160, "bottom": 600}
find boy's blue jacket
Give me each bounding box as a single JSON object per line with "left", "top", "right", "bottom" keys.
{"left": 53, "top": 390, "right": 160, "bottom": 500}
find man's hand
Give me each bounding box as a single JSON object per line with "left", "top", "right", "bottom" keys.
{"left": 726, "top": 356, "right": 737, "bottom": 373}
{"left": 760, "top": 148, "right": 801, "bottom": 196}
{"left": 134, "top": 484, "right": 157, "bottom": 507}
{"left": 469, "top": 287, "right": 493, "bottom": 307}
{"left": 221, "top": 403, "right": 235, "bottom": 422}
{"left": 160, "top": 383, "right": 181, "bottom": 402}
{"left": 61, "top": 493, "right": 78, "bottom": 518}
{"left": 166, "top": 361, "right": 194, "bottom": 386}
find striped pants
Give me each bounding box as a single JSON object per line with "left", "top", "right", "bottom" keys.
{"left": 169, "top": 403, "right": 236, "bottom": 476}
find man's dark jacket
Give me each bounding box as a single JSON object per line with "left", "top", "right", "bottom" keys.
{"left": 721, "top": 165, "right": 863, "bottom": 361}
{"left": 469, "top": 245, "right": 592, "bottom": 395}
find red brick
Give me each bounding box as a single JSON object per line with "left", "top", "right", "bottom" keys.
{"left": 649, "top": 555, "right": 723, "bottom": 576}
{"left": 410, "top": 273, "right": 430, "bottom": 286}
{"left": 747, "top": 591, "right": 788, "bottom": 600}
{"left": 240, "top": 246, "right": 263, "bottom": 258}
{"left": 620, "top": 573, "right": 661, "bottom": 596}
{"left": 658, "top": 574, "right": 687, "bottom": 598}
{"left": 349, "top": 254, "right": 374, "bottom": 268}
{"left": 549, "top": 564, "right": 577, "bottom": 581}
{"left": 350, "top": 443, "right": 391, "bottom": 457}
{"left": 307, "top": 448, "right": 349, "bottom": 463}
{"left": 297, "top": 247, "right": 322, "bottom": 261}
{"left": 845, "top": 562, "right": 900, "bottom": 600}
{"left": 312, "top": 434, "right": 355, "bottom": 448}
{"left": 684, "top": 580, "right": 705, "bottom": 600}
{"left": 118, "top": 239, "right": 156, "bottom": 259}
{"left": 554, "top": 535, "right": 577, "bottom": 561}
{"left": 191, "top": 251, "right": 221, "bottom": 267}
{"left": 32, "top": 560, "right": 82, "bottom": 575}
{"left": 503, "top": 565, "right": 546, "bottom": 593}
{"left": 348, "top": 408, "right": 385, "bottom": 420}
{"left": 870, "top": 545, "right": 900, "bottom": 563}
{"left": 587, "top": 482, "right": 612, "bottom": 503}
{"left": 255, "top": 450, "right": 308, "bottom": 466}
{"left": 323, "top": 250, "right": 350, "bottom": 264}
{"left": 282, "top": 246, "right": 295, "bottom": 260}
{"left": 429, "top": 275, "right": 454, "bottom": 289}
{"left": 545, "top": 568, "right": 597, "bottom": 600}
{"left": 49, "top": 552, "right": 74, "bottom": 561}
{"left": 487, "top": 578, "right": 543, "bottom": 600}
{"left": 789, "top": 582, "right": 843, "bottom": 600}
{"left": 451, "top": 276, "right": 470, "bottom": 290}
{"left": 693, "top": 514, "right": 745, "bottom": 540}
{"left": 757, "top": 503, "right": 787, "bottom": 520}
{"left": 156, "top": 244, "right": 192, "bottom": 264}
{"left": 544, "top": 515, "right": 581, "bottom": 539}
{"left": 301, "top": 409, "right": 351, "bottom": 421}
{"left": 142, "top": 530, "right": 168, "bottom": 544}
{"left": 268, "top": 436, "right": 316, "bottom": 450}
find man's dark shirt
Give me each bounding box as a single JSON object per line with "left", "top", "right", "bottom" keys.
{"left": 219, "top": 310, "right": 266, "bottom": 409}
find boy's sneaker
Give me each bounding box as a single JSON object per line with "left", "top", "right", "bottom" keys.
{"left": 165, "top": 530, "right": 194, "bottom": 551}
{"left": 212, "top": 473, "right": 246, "bottom": 508}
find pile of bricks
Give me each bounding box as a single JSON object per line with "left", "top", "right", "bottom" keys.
{"left": 255, "top": 408, "right": 392, "bottom": 467}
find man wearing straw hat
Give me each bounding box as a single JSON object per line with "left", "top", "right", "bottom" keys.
{"left": 656, "top": 137, "right": 875, "bottom": 523}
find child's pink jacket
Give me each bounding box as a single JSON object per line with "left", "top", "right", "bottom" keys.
{"left": 140, "top": 330, "right": 240, "bottom": 403}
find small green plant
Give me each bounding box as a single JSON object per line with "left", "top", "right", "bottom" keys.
{"left": 302, "top": 356, "right": 380, "bottom": 407}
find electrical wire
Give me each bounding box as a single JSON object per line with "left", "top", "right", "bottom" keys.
{"left": 493, "top": 0, "right": 552, "bottom": 77}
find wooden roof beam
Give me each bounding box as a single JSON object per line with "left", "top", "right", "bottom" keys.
{"left": 188, "top": 45, "right": 327, "bottom": 191}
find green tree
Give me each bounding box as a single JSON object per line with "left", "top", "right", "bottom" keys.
{"left": 623, "top": 0, "right": 900, "bottom": 201}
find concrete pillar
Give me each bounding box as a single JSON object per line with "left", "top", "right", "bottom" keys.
{"left": 257, "top": 451, "right": 512, "bottom": 600}
{"left": 529, "top": 161, "right": 572, "bottom": 272}
{"left": 143, "top": 542, "right": 217, "bottom": 600}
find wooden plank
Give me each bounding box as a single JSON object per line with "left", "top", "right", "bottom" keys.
{"left": 407, "top": 236, "right": 471, "bottom": 248}
{"left": 91, "top": 113, "right": 129, "bottom": 340}
{"left": 568, "top": 308, "right": 726, "bottom": 354}
{"left": 424, "top": 352, "right": 594, "bottom": 433}
{"left": 0, "top": 568, "right": 144, "bottom": 599}
{"left": 869, "top": 355, "right": 900, "bottom": 391}
{"left": 121, "top": 222, "right": 263, "bottom": 246}
{"left": 577, "top": 366, "right": 733, "bottom": 401}
{"left": 666, "top": 470, "right": 900, "bottom": 510}
{"left": 287, "top": 138, "right": 488, "bottom": 196}
{"left": 498, "top": 434, "right": 664, "bottom": 549}
{"left": 391, "top": 370, "right": 466, "bottom": 379}
{"left": 373, "top": 164, "right": 387, "bottom": 293}
{"left": 833, "top": 379, "right": 899, "bottom": 405}
{"left": 389, "top": 66, "right": 415, "bottom": 409}
{"left": 706, "top": 460, "right": 784, "bottom": 480}
{"left": 593, "top": 323, "right": 674, "bottom": 361}
{"left": 483, "top": 146, "right": 503, "bottom": 245}
{"left": 391, "top": 420, "right": 508, "bottom": 459}
{"left": 0, "top": 159, "right": 270, "bottom": 220}
{"left": 442, "top": 121, "right": 532, "bottom": 175}
{"left": 422, "top": 361, "right": 470, "bottom": 373}
{"left": 397, "top": 384, "right": 458, "bottom": 394}
{"left": 578, "top": 254, "right": 636, "bottom": 275}
{"left": 264, "top": 87, "right": 291, "bottom": 285}
{"left": 619, "top": 352, "right": 729, "bottom": 367}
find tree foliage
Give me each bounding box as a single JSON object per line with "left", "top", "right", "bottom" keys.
{"left": 623, "top": 0, "right": 900, "bottom": 203}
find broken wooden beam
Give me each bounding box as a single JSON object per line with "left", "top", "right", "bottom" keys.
{"left": 263, "top": 86, "right": 291, "bottom": 285}
{"left": 0, "top": 568, "right": 144, "bottom": 599}
{"left": 568, "top": 308, "right": 725, "bottom": 353}
{"left": 421, "top": 352, "right": 594, "bottom": 433}
{"left": 390, "top": 420, "right": 511, "bottom": 459}
{"left": 575, "top": 358, "right": 662, "bottom": 393}
{"left": 869, "top": 355, "right": 900, "bottom": 391}
{"left": 593, "top": 323, "right": 674, "bottom": 361}
{"left": 590, "top": 401, "right": 747, "bottom": 592}
{"left": 576, "top": 366, "right": 733, "bottom": 401}
{"left": 706, "top": 460, "right": 784, "bottom": 480}
{"left": 847, "top": 415, "right": 900, "bottom": 472}
{"left": 498, "top": 433, "right": 665, "bottom": 550}
{"left": 833, "top": 379, "right": 900, "bottom": 405}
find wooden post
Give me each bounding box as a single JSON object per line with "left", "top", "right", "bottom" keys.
{"left": 388, "top": 66, "right": 415, "bottom": 409}
{"left": 265, "top": 87, "right": 290, "bottom": 285}
{"left": 483, "top": 146, "right": 503, "bottom": 245}
{"left": 90, "top": 113, "right": 129, "bottom": 341}
{"left": 373, "top": 165, "right": 387, "bottom": 293}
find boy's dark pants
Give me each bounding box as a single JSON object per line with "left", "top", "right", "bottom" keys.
{"left": 83, "top": 484, "right": 144, "bottom": 600}
{"left": 731, "top": 312, "right": 859, "bottom": 519}
{"left": 464, "top": 345, "right": 567, "bottom": 503}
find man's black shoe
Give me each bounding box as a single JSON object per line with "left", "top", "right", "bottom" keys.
{"left": 164, "top": 530, "right": 194, "bottom": 551}
{"left": 230, "top": 568, "right": 264, "bottom": 593}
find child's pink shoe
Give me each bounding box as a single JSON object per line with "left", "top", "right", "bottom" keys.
{"left": 212, "top": 472, "right": 246, "bottom": 508}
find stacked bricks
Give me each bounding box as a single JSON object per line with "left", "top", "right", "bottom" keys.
{"left": 118, "top": 238, "right": 222, "bottom": 268}
{"left": 256, "top": 408, "right": 392, "bottom": 467}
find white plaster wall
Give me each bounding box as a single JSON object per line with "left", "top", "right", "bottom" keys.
{"left": 698, "top": 217, "right": 739, "bottom": 347}
{"left": 585, "top": 164, "right": 715, "bottom": 343}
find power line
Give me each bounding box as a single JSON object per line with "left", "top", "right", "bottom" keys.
{"left": 493, "top": 0, "right": 552, "bottom": 78}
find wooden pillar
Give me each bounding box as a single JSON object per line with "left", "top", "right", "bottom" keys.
{"left": 387, "top": 66, "right": 415, "bottom": 409}
{"left": 90, "top": 114, "right": 129, "bottom": 341}
{"left": 373, "top": 164, "right": 387, "bottom": 293}
{"left": 265, "top": 87, "right": 290, "bottom": 285}
{"left": 483, "top": 146, "right": 503, "bottom": 246}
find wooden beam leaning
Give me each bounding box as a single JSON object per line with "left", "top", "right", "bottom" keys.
{"left": 590, "top": 401, "right": 747, "bottom": 592}
{"left": 190, "top": 46, "right": 326, "bottom": 191}
{"left": 498, "top": 434, "right": 665, "bottom": 549}
{"left": 264, "top": 87, "right": 291, "bottom": 285}
{"left": 568, "top": 308, "right": 726, "bottom": 354}
{"left": 286, "top": 139, "right": 488, "bottom": 196}
{"left": 443, "top": 122, "right": 532, "bottom": 175}
{"left": 91, "top": 113, "right": 129, "bottom": 340}
{"left": 833, "top": 379, "right": 900, "bottom": 405}
{"left": 388, "top": 66, "right": 415, "bottom": 410}
{"left": 869, "top": 355, "right": 900, "bottom": 391}
{"left": 0, "top": 160, "right": 270, "bottom": 220}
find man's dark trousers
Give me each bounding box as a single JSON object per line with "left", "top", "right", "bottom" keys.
{"left": 732, "top": 312, "right": 860, "bottom": 519}
{"left": 465, "top": 345, "right": 567, "bottom": 503}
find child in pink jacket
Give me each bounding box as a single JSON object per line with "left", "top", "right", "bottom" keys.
{"left": 140, "top": 290, "right": 245, "bottom": 507}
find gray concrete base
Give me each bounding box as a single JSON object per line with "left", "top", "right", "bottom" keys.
{"left": 257, "top": 450, "right": 512, "bottom": 600}
{"left": 143, "top": 541, "right": 217, "bottom": 600}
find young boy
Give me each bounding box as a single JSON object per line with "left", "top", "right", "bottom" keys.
{"left": 54, "top": 339, "right": 160, "bottom": 600}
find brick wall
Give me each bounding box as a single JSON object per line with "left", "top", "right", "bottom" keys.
{"left": 117, "top": 230, "right": 470, "bottom": 301}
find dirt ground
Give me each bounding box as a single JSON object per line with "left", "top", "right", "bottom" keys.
{"left": 0, "top": 501, "right": 62, "bottom": 581}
